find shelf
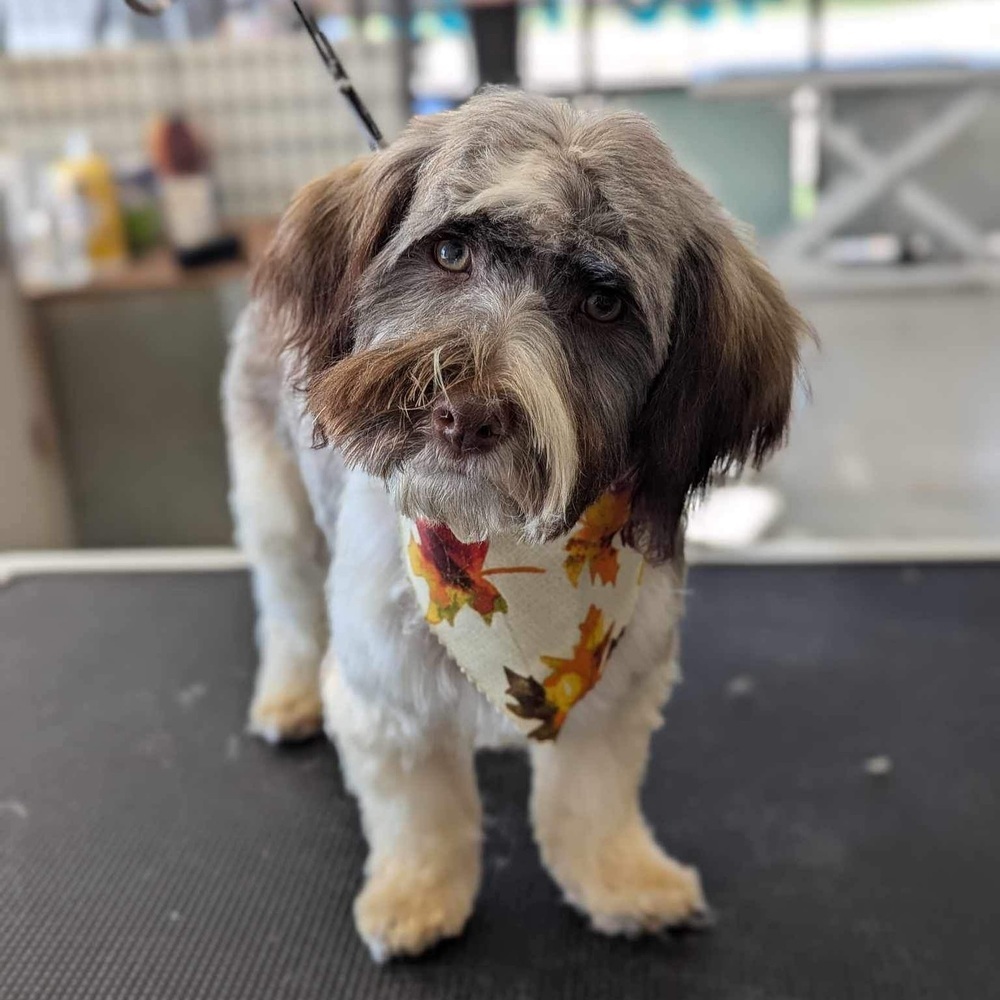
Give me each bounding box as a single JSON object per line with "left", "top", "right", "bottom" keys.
{"left": 20, "top": 219, "right": 277, "bottom": 304}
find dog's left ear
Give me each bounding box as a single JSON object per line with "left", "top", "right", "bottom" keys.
{"left": 252, "top": 126, "right": 435, "bottom": 385}
{"left": 626, "top": 221, "right": 806, "bottom": 562}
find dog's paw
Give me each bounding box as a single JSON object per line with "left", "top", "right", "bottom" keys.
{"left": 553, "top": 826, "right": 710, "bottom": 937}
{"left": 354, "top": 859, "right": 478, "bottom": 962}
{"left": 247, "top": 685, "right": 323, "bottom": 744}
{"left": 584, "top": 854, "right": 709, "bottom": 937}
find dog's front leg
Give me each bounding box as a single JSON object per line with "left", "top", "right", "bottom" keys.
{"left": 325, "top": 666, "right": 481, "bottom": 961}
{"left": 529, "top": 673, "right": 709, "bottom": 937}
{"left": 322, "top": 473, "right": 483, "bottom": 960}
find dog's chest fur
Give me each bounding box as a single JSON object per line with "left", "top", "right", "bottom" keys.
{"left": 283, "top": 427, "right": 685, "bottom": 750}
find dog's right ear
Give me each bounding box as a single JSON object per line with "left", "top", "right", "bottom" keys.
{"left": 624, "top": 221, "right": 806, "bottom": 563}
{"left": 252, "top": 139, "right": 427, "bottom": 383}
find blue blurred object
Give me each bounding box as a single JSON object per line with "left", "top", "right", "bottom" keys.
{"left": 621, "top": 0, "right": 668, "bottom": 24}
{"left": 439, "top": 8, "right": 468, "bottom": 34}
{"left": 619, "top": 0, "right": 744, "bottom": 26}
{"left": 686, "top": 0, "right": 717, "bottom": 23}
{"left": 425, "top": 0, "right": 470, "bottom": 36}
{"left": 413, "top": 5, "right": 468, "bottom": 40}
{"left": 541, "top": 0, "right": 563, "bottom": 26}
{"left": 316, "top": 14, "right": 352, "bottom": 43}
{"left": 412, "top": 95, "right": 459, "bottom": 116}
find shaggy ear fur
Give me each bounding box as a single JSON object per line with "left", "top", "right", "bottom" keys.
{"left": 252, "top": 137, "right": 430, "bottom": 383}
{"left": 626, "top": 224, "right": 806, "bottom": 563}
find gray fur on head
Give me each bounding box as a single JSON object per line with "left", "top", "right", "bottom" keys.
{"left": 253, "top": 87, "right": 806, "bottom": 558}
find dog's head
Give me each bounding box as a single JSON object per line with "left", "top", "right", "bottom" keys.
{"left": 254, "top": 89, "right": 805, "bottom": 560}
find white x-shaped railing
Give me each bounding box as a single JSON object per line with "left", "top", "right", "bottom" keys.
{"left": 775, "top": 87, "right": 992, "bottom": 264}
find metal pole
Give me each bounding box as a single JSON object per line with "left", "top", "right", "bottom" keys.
{"left": 807, "top": 0, "right": 823, "bottom": 72}
{"left": 124, "top": 0, "right": 174, "bottom": 13}
{"left": 389, "top": 0, "right": 414, "bottom": 121}
{"left": 580, "top": 0, "right": 596, "bottom": 96}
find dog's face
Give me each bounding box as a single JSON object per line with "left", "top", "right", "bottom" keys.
{"left": 255, "top": 89, "right": 805, "bottom": 559}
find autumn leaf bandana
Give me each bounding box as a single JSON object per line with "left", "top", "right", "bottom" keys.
{"left": 401, "top": 487, "right": 645, "bottom": 740}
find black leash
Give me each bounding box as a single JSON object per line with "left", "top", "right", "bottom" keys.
{"left": 124, "top": 0, "right": 174, "bottom": 11}
{"left": 291, "top": 1, "right": 386, "bottom": 152}
{"left": 123, "top": 0, "right": 386, "bottom": 152}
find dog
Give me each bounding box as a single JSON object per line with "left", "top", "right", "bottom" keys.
{"left": 223, "top": 87, "right": 804, "bottom": 961}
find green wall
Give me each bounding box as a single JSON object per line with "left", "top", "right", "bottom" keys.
{"left": 39, "top": 284, "right": 245, "bottom": 548}
{"left": 612, "top": 92, "right": 791, "bottom": 239}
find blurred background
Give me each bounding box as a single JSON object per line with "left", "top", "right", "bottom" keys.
{"left": 1, "top": 0, "right": 998, "bottom": 555}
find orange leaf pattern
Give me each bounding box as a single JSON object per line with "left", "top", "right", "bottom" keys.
{"left": 563, "top": 487, "right": 632, "bottom": 587}
{"left": 408, "top": 521, "right": 508, "bottom": 626}
{"left": 505, "top": 605, "right": 615, "bottom": 740}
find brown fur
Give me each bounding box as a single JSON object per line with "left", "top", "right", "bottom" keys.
{"left": 624, "top": 226, "right": 806, "bottom": 560}
{"left": 252, "top": 139, "right": 432, "bottom": 384}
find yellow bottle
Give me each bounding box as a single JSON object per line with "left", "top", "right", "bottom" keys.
{"left": 54, "top": 133, "right": 128, "bottom": 268}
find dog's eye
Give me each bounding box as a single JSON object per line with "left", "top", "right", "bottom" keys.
{"left": 582, "top": 289, "right": 623, "bottom": 323}
{"left": 434, "top": 239, "right": 471, "bottom": 273}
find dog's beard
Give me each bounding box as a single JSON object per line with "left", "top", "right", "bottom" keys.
{"left": 388, "top": 465, "right": 520, "bottom": 542}
{"left": 386, "top": 440, "right": 560, "bottom": 542}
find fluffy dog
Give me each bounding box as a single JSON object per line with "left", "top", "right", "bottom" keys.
{"left": 223, "top": 88, "right": 804, "bottom": 961}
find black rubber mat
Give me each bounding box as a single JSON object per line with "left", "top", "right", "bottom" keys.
{"left": 2, "top": 564, "right": 999, "bottom": 999}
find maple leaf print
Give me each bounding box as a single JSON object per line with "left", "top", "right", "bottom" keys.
{"left": 503, "top": 669, "right": 559, "bottom": 741}
{"left": 563, "top": 487, "right": 632, "bottom": 587}
{"left": 504, "top": 605, "right": 615, "bottom": 740}
{"left": 408, "top": 521, "right": 543, "bottom": 626}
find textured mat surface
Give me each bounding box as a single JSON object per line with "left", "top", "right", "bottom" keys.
{"left": 2, "top": 564, "right": 999, "bottom": 1000}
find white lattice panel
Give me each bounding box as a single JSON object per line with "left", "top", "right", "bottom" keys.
{"left": 0, "top": 34, "right": 403, "bottom": 217}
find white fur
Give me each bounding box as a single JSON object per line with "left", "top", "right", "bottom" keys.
{"left": 500, "top": 310, "right": 579, "bottom": 528}
{"left": 224, "top": 321, "right": 330, "bottom": 742}
{"left": 224, "top": 312, "right": 706, "bottom": 961}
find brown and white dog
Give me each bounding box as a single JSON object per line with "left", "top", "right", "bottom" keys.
{"left": 223, "top": 88, "right": 804, "bottom": 961}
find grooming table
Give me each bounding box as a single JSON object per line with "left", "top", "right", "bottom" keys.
{"left": 2, "top": 561, "right": 998, "bottom": 999}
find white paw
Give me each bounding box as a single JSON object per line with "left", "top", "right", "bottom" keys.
{"left": 354, "top": 858, "right": 478, "bottom": 962}
{"left": 247, "top": 684, "right": 323, "bottom": 744}
{"left": 549, "top": 826, "right": 710, "bottom": 937}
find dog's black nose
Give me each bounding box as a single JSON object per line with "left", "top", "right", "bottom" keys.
{"left": 431, "top": 393, "right": 508, "bottom": 456}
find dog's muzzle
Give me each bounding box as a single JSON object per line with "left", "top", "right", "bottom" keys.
{"left": 430, "top": 389, "right": 513, "bottom": 458}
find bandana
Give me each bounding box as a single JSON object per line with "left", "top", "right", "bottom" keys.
{"left": 400, "top": 487, "right": 645, "bottom": 740}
